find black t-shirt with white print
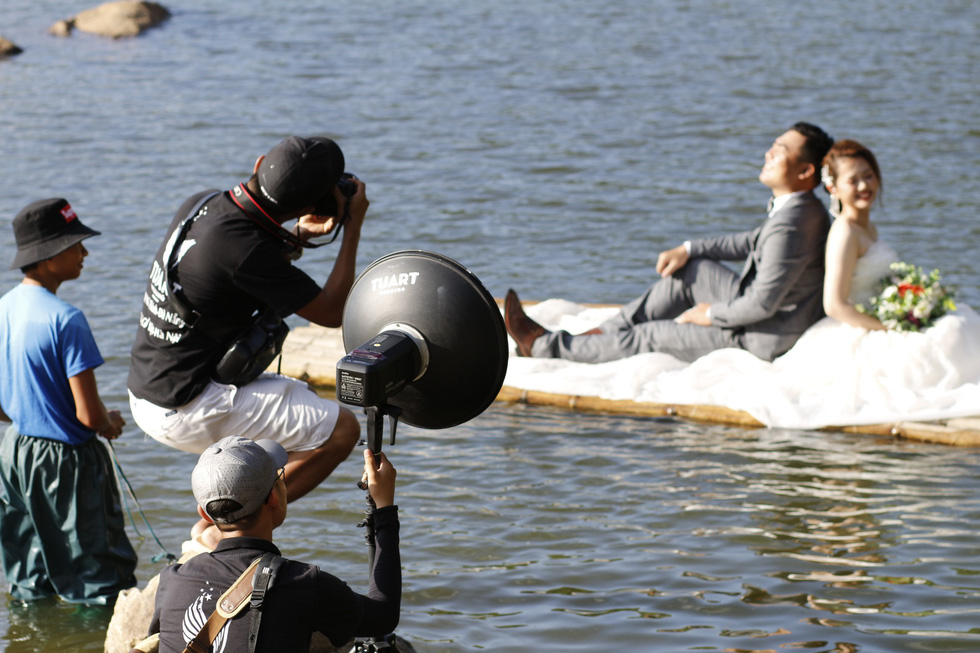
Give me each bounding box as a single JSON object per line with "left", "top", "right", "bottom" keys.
{"left": 150, "top": 507, "right": 401, "bottom": 652}
{"left": 127, "top": 190, "right": 321, "bottom": 408}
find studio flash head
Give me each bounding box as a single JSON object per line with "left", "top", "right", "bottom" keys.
{"left": 336, "top": 250, "right": 509, "bottom": 454}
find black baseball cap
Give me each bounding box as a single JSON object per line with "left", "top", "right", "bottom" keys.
{"left": 256, "top": 136, "right": 345, "bottom": 215}
{"left": 10, "top": 198, "right": 100, "bottom": 269}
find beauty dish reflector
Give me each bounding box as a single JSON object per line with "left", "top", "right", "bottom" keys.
{"left": 338, "top": 250, "right": 508, "bottom": 430}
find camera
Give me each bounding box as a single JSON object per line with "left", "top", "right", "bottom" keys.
{"left": 336, "top": 172, "right": 358, "bottom": 199}
{"left": 314, "top": 172, "right": 358, "bottom": 219}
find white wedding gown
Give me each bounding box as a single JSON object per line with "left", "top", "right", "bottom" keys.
{"left": 503, "top": 241, "right": 980, "bottom": 428}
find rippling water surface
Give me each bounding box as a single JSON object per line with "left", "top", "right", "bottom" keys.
{"left": 0, "top": 0, "right": 978, "bottom": 650}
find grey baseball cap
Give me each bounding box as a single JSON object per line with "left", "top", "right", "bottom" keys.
{"left": 191, "top": 436, "right": 288, "bottom": 523}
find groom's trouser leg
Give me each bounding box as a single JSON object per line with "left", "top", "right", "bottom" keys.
{"left": 531, "top": 258, "right": 741, "bottom": 363}
{"left": 602, "top": 258, "right": 741, "bottom": 329}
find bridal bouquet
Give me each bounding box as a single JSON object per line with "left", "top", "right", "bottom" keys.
{"left": 858, "top": 262, "right": 956, "bottom": 332}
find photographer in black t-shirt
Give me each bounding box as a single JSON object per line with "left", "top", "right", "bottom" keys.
{"left": 128, "top": 136, "right": 369, "bottom": 545}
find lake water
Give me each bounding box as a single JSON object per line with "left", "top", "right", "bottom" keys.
{"left": 0, "top": 1, "right": 978, "bottom": 651}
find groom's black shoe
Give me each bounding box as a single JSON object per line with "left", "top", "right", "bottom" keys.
{"left": 505, "top": 289, "right": 547, "bottom": 357}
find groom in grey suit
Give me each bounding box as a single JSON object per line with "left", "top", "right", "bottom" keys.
{"left": 505, "top": 122, "right": 834, "bottom": 363}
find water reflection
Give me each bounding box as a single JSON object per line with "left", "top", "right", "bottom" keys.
{"left": 655, "top": 427, "right": 980, "bottom": 650}
{"left": 1, "top": 405, "right": 979, "bottom": 650}
{"left": 2, "top": 598, "right": 111, "bottom": 653}
{"left": 377, "top": 408, "right": 976, "bottom": 650}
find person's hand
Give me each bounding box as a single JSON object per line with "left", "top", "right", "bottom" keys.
{"left": 675, "top": 303, "right": 711, "bottom": 326}
{"left": 341, "top": 177, "right": 369, "bottom": 233}
{"left": 656, "top": 244, "right": 690, "bottom": 277}
{"left": 362, "top": 449, "right": 396, "bottom": 508}
{"left": 98, "top": 409, "right": 125, "bottom": 440}
{"left": 294, "top": 178, "right": 369, "bottom": 240}
{"left": 296, "top": 213, "right": 339, "bottom": 240}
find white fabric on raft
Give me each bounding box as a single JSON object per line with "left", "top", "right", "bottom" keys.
{"left": 502, "top": 298, "right": 980, "bottom": 429}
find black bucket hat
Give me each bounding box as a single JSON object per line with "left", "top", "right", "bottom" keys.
{"left": 10, "top": 198, "right": 100, "bottom": 270}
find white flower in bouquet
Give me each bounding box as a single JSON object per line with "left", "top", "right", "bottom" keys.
{"left": 912, "top": 301, "right": 932, "bottom": 321}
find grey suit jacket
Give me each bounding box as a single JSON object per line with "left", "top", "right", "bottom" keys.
{"left": 688, "top": 190, "right": 830, "bottom": 361}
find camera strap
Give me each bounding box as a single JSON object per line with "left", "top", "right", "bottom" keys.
{"left": 328, "top": 193, "right": 351, "bottom": 244}
{"left": 230, "top": 184, "right": 326, "bottom": 250}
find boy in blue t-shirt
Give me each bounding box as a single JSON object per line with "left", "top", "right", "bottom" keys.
{"left": 0, "top": 198, "right": 136, "bottom": 605}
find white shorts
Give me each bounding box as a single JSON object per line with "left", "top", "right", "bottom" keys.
{"left": 129, "top": 373, "right": 342, "bottom": 455}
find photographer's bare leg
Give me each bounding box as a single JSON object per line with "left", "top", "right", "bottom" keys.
{"left": 282, "top": 407, "right": 360, "bottom": 501}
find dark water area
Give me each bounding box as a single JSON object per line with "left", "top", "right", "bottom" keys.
{"left": 0, "top": 1, "right": 978, "bottom": 650}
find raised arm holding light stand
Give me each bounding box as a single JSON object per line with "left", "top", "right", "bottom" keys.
{"left": 335, "top": 250, "right": 510, "bottom": 653}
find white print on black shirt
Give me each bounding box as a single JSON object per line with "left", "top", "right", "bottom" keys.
{"left": 142, "top": 292, "right": 186, "bottom": 328}
{"left": 141, "top": 238, "right": 198, "bottom": 344}
{"left": 181, "top": 581, "right": 229, "bottom": 653}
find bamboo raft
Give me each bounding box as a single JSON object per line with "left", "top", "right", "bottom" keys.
{"left": 278, "top": 322, "right": 980, "bottom": 448}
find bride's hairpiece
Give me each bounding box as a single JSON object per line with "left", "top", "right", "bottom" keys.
{"left": 820, "top": 164, "right": 834, "bottom": 190}
{"left": 821, "top": 164, "right": 841, "bottom": 216}
{"left": 820, "top": 163, "right": 844, "bottom": 218}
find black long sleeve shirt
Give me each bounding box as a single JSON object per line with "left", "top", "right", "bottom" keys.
{"left": 150, "top": 506, "right": 400, "bottom": 652}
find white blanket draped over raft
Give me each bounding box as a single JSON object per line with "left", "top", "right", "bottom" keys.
{"left": 502, "top": 299, "right": 980, "bottom": 431}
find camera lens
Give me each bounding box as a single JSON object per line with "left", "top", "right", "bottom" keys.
{"left": 337, "top": 172, "right": 357, "bottom": 198}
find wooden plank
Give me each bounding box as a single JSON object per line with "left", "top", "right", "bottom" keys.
{"left": 278, "top": 323, "right": 980, "bottom": 447}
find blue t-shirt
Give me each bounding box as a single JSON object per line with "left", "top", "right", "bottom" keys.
{"left": 0, "top": 284, "right": 104, "bottom": 445}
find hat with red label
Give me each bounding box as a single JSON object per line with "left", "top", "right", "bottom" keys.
{"left": 10, "top": 198, "right": 100, "bottom": 269}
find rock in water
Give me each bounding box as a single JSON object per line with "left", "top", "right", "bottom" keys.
{"left": 49, "top": 20, "right": 74, "bottom": 38}
{"left": 0, "top": 37, "right": 23, "bottom": 57}
{"left": 57, "top": 1, "right": 170, "bottom": 39}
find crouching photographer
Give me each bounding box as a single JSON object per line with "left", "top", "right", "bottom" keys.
{"left": 146, "top": 437, "right": 400, "bottom": 652}
{"left": 127, "top": 135, "right": 370, "bottom": 545}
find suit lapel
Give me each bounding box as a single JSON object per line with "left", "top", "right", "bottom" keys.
{"left": 737, "top": 191, "right": 815, "bottom": 286}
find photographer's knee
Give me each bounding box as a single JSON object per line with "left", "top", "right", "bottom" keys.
{"left": 333, "top": 407, "right": 360, "bottom": 450}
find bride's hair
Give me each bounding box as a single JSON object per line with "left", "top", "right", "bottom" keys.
{"left": 821, "top": 139, "right": 882, "bottom": 194}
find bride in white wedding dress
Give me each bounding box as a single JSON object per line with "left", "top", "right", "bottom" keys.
{"left": 820, "top": 139, "right": 895, "bottom": 330}
{"left": 503, "top": 140, "right": 980, "bottom": 429}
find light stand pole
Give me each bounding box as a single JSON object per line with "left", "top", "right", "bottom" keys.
{"left": 352, "top": 405, "right": 413, "bottom": 653}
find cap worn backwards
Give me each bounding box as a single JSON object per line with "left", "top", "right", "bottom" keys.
{"left": 256, "top": 135, "right": 345, "bottom": 215}
{"left": 191, "top": 435, "right": 289, "bottom": 523}
{"left": 10, "top": 198, "right": 100, "bottom": 270}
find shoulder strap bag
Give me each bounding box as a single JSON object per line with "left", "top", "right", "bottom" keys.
{"left": 180, "top": 552, "right": 283, "bottom": 653}
{"left": 246, "top": 553, "right": 286, "bottom": 653}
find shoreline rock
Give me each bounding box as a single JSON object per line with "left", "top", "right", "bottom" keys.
{"left": 0, "top": 36, "right": 23, "bottom": 58}
{"left": 51, "top": 1, "right": 170, "bottom": 39}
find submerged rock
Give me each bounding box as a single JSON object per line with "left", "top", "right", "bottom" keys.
{"left": 51, "top": 1, "right": 170, "bottom": 39}
{"left": 49, "top": 20, "right": 74, "bottom": 37}
{"left": 0, "top": 36, "right": 23, "bottom": 57}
